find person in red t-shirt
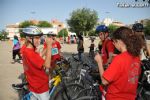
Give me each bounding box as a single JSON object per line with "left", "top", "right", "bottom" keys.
{"left": 43, "top": 32, "right": 62, "bottom": 80}
{"left": 21, "top": 26, "right": 52, "bottom": 100}
{"left": 95, "top": 27, "right": 144, "bottom": 100}
{"left": 96, "top": 25, "right": 115, "bottom": 67}
{"left": 44, "top": 32, "right": 62, "bottom": 68}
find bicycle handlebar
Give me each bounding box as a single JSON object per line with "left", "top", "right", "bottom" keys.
{"left": 12, "top": 82, "right": 28, "bottom": 90}
{"left": 72, "top": 53, "right": 80, "bottom": 62}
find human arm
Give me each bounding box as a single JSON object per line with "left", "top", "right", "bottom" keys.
{"left": 79, "top": 40, "right": 83, "bottom": 49}
{"left": 43, "top": 37, "right": 52, "bottom": 68}
{"left": 105, "top": 41, "right": 115, "bottom": 66}
{"left": 41, "top": 49, "right": 46, "bottom": 58}
{"left": 95, "top": 53, "right": 109, "bottom": 85}
{"left": 105, "top": 52, "right": 113, "bottom": 66}
{"left": 146, "top": 44, "right": 150, "bottom": 57}
{"left": 56, "top": 41, "right": 63, "bottom": 57}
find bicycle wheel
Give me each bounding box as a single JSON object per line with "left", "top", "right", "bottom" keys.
{"left": 66, "top": 66, "right": 80, "bottom": 80}
{"left": 76, "top": 96, "right": 98, "bottom": 100}
{"left": 53, "top": 83, "right": 84, "bottom": 100}
{"left": 75, "top": 87, "right": 101, "bottom": 100}
{"left": 136, "top": 88, "right": 150, "bottom": 100}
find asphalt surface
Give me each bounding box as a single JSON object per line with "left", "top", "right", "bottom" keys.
{"left": 0, "top": 39, "right": 149, "bottom": 100}
{"left": 0, "top": 38, "right": 98, "bottom": 100}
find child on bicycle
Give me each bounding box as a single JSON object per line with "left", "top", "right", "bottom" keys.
{"left": 95, "top": 27, "right": 143, "bottom": 100}
{"left": 21, "top": 26, "right": 52, "bottom": 100}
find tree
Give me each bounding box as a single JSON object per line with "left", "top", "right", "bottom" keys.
{"left": 144, "top": 20, "right": 150, "bottom": 36}
{"left": 19, "top": 21, "right": 34, "bottom": 28}
{"left": 0, "top": 30, "right": 8, "bottom": 40}
{"left": 58, "top": 28, "right": 68, "bottom": 37}
{"left": 88, "top": 30, "right": 96, "bottom": 36}
{"left": 19, "top": 21, "right": 35, "bottom": 38}
{"left": 67, "top": 8, "right": 98, "bottom": 36}
{"left": 108, "top": 24, "right": 119, "bottom": 34}
{"left": 19, "top": 31, "right": 26, "bottom": 38}
{"left": 37, "top": 21, "right": 53, "bottom": 27}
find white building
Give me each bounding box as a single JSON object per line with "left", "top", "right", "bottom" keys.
{"left": 112, "top": 21, "right": 125, "bottom": 27}
{"left": 5, "top": 24, "right": 20, "bottom": 40}
{"left": 103, "top": 18, "right": 113, "bottom": 26}
{"left": 6, "top": 27, "right": 58, "bottom": 40}
{"left": 40, "top": 28, "right": 57, "bottom": 35}
{"left": 68, "top": 32, "right": 76, "bottom": 36}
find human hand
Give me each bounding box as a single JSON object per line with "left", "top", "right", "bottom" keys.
{"left": 94, "top": 53, "right": 102, "bottom": 63}
{"left": 45, "top": 37, "right": 52, "bottom": 47}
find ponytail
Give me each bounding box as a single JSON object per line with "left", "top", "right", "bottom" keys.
{"left": 112, "top": 27, "right": 143, "bottom": 57}
{"left": 127, "top": 34, "right": 143, "bottom": 56}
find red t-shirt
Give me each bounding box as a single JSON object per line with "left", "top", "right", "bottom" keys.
{"left": 44, "top": 41, "right": 61, "bottom": 66}
{"left": 21, "top": 45, "right": 49, "bottom": 93}
{"left": 101, "top": 38, "right": 114, "bottom": 64}
{"left": 103, "top": 51, "right": 141, "bottom": 100}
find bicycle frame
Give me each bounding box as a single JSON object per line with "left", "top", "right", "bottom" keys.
{"left": 21, "top": 74, "right": 62, "bottom": 100}
{"left": 49, "top": 75, "right": 61, "bottom": 96}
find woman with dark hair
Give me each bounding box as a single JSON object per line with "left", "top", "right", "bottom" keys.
{"left": 95, "top": 27, "right": 143, "bottom": 100}
{"left": 12, "top": 35, "right": 22, "bottom": 63}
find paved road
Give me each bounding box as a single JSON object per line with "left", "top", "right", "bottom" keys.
{"left": 0, "top": 38, "right": 97, "bottom": 100}
{"left": 0, "top": 41, "right": 23, "bottom": 100}
{"left": 0, "top": 39, "right": 149, "bottom": 100}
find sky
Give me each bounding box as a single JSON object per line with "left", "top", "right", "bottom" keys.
{"left": 0, "top": 0, "right": 150, "bottom": 30}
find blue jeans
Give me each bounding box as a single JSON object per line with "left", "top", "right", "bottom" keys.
{"left": 78, "top": 52, "right": 84, "bottom": 62}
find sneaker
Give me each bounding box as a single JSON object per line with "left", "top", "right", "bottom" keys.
{"left": 11, "top": 60, "right": 16, "bottom": 64}
{"left": 12, "top": 84, "right": 23, "bottom": 90}
{"left": 19, "top": 60, "right": 23, "bottom": 64}
{"left": 12, "top": 83, "right": 28, "bottom": 90}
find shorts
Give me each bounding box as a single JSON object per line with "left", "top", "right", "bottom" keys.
{"left": 31, "top": 90, "right": 50, "bottom": 100}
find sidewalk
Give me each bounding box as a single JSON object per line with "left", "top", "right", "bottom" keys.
{"left": 0, "top": 39, "right": 149, "bottom": 100}
{"left": 0, "top": 41, "right": 23, "bottom": 100}
{"left": 0, "top": 40, "right": 95, "bottom": 100}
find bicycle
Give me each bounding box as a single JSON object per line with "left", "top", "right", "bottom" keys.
{"left": 12, "top": 58, "right": 84, "bottom": 100}
{"left": 75, "top": 58, "right": 150, "bottom": 100}
{"left": 70, "top": 62, "right": 103, "bottom": 100}
{"left": 136, "top": 58, "right": 150, "bottom": 100}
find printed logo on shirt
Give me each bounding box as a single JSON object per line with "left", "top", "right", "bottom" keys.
{"left": 51, "top": 48, "right": 59, "bottom": 56}
{"left": 128, "top": 62, "right": 140, "bottom": 84}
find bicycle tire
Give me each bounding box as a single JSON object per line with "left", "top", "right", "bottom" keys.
{"left": 136, "top": 87, "right": 150, "bottom": 100}
{"left": 74, "top": 87, "right": 101, "bottom": 100}
{"left": 76, "top": 96, "right": 98, "bottom": 100}
{"left": 52, "top": 83, "right": 84, "bottom": 100}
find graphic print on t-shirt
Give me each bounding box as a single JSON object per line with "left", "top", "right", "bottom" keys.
{"left": 51, "top": 48, "right": 59, "bottom": 56}
{"left": 128, "top": 62, "right": 140, "bottom": 84}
